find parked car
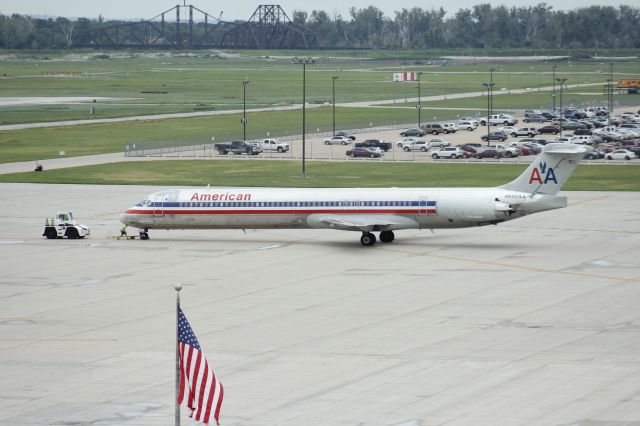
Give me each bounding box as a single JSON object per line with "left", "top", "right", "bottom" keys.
{"left": 346, "top": 147, "right": 381, "bottom": 158}
{"left": 459, "top": 144, "right": 482, "bottom": 152}
{"left": 538, "top": 125, "right": 561, "bottom": 135}
{"left": 325, "top": 135, "right": 351, "bottom": 145}
{"left": 584, "top": 149, "right": 605, "bottom": 160}
{"left": 397, "top": 138, "right": 420, "bottom": 148}
{"left": 520, "top": 137, "right": 549, "bottom": 145}
{"left": 481, "top": 131, "right": 507, "bottom": 142}
{"left": 510, "top": 141, "right": 536, "bottom": 155}
{"left": 402, "top": 141, "right": 430, "bottom": 152}
{"left": 421, "top": 123, "right": 445, "bottom": 135}
{"left": 459, "top": 145, "right": 480, "bottom": 156}
{"left": 334, "top": 131, "right": 356, "bottom": 140}
{"left": 457, "top": 119, "right": 479, "bottom": 130}
{"left": 427, "top": 138, "right": 450, "bottom": 147}
{"left": 400, "top": 128, "right": 426, "bottom": 137}
{"left": 562, "top": 121, "right": 588, "bottom": 131}
{"left": 215, "top": 140, "right": 262, "bottom": 155}
{"left": 573, "top": 128, "right": 593, "bottom": 135}
{"left": 523, "top": 114, "right": 548, "bottom": 123}
{"left": 431, "top": 147, "right": 464, "bottom": 159}
{"left": 441, "top": 123, "right": 458, "bottom": 134}
{"left": 622, "top": 145, "right": 640, "bottom": 157}
{"left": 474, "top": 148, "right": 503, "bottom": 159}
{"left": 493, "top": 144, "right": 521, "bottom": 158}
{"left": 498, "top": 126, "right": 519, "bottom": 134}
{"left": 355, "top": 139, "right": 392, "bottom": 152}
{"left": 510, "top": 127, "right": 539, "bottom": 137}
{"left": 522, "top": 143, "right": 543, "bottom": 154}
{"left": 605, "top": 149, "right": 635, "bottom": 160}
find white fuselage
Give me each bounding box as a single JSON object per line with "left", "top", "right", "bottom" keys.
{"left": 120, "top": 187, "right": 565, "bottom": 232}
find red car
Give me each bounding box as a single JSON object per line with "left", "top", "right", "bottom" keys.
{"left": 475, "top": 149, "right": 502, "bottom": 159}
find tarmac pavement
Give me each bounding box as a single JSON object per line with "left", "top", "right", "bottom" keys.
{"left": 1, "top": 183, "right": 639, "bottom": 425}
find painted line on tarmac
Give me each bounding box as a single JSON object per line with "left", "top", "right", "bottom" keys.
{"left": 380, "top": 247, "right": 640, "bottom": 283}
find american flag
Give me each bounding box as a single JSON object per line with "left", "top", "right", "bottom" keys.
{"left": 177, "top": 307, "right": 224, "bottom": 425}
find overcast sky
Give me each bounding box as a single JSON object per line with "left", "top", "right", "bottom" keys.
{"left": 0, "top": 0, "right": 632, "bottom": 21}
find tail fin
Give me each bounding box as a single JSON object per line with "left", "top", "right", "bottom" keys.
{"left": 500, "top": 143, "right": 588, "bottom": 195}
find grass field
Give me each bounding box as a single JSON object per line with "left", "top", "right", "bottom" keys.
{"left": 1, "top": 160, "right": 638, "bottom": 191}
{"left": 1, "top": 50, "right": 639, "bottom": 168}
{"left": 0, "top": 106, "right": 436, "bottom": 163}
{"left": 1, "top": 51, "right": 638, "bottom": 124}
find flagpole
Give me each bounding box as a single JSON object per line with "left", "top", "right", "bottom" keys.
{"left": 175, "top": 284, "right": 182, "bottom": 426}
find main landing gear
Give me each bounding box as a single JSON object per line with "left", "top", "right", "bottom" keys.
{"left": 360, "top": 231, "right": 395, "bottom": 246}
{"left": 139, "top": 229, "right": 150, "bottom": 240}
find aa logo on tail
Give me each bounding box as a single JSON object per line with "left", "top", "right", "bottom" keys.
{"left": 529, "top": 161, "right": 558, "bottom": 184}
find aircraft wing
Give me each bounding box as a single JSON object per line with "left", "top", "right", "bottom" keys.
{"left": 306, "top": 213, "right": 419, "bottom": 232}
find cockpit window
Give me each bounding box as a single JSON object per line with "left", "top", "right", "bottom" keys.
{"left": 141, "top": 198, "right": 152, "bottom": 207}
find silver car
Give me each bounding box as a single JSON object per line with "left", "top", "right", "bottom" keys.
{"left": 324, "top": 136, "right": 351, "bottom": 145}
{"left": 428, "top": 138, "right": 450, "bottom": 148}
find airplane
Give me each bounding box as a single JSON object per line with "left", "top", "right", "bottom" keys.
{"left": 120, "top": 143, "right": 588, "bottom": 246}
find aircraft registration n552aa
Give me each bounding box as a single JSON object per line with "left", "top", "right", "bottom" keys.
{"left": 120, "top": 143, "right": 588, "bottom": 246}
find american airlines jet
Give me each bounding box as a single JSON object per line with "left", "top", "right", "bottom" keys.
{"left": 120, "top": 143, "right": 587, "bottom": 245}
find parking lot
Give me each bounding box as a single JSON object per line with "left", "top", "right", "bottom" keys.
{"left": 207, "top": 108, "right": 640, "bottom": 164}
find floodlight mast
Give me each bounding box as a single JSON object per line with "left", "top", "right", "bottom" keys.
{"left": 291, "top": 57, "right": 316, "bottom": 178}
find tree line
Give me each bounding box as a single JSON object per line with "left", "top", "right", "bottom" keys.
{"left": 1, "top": 3, "right": 639, "bottom": 50}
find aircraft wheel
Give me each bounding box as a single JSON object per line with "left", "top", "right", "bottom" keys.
{"left": 140, "top": 232, "right": 150, "bottom": 240}
{"left": 360, "top": 232, "right": 376, "bottom": 246}
{"left": 380, "top": 231, "right": 395, "bottom": 243}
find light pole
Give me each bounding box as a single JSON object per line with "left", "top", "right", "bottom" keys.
{"left": 482, "top": 82, "right": 495, "bottom": 146}
{"left": 416, "top": 71, "right": 424, "bottom": 127}
{"left": 552, "top": 65, "right": 558, "bottom": 112}
{"left": 291, "top": 57, "right": 316, "bottom": 178}
{"left": 608, "top": 62, "right": 614, "bottom": 125}
{"left": 242, "top": 79, "right": 249, "bottom": 141}
{"left": 482, "top": 68, "right": 495, "bottom": 146}
{"left": 556, "top": 77, "right": 567, "bottom": 136}
{"left": 489, "top": 68, "right": 495, "bottom": 117}
{"left": 332, "top": 76, "right": 338, "bottom": 136}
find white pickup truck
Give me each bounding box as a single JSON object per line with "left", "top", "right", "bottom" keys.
{"left": 480, "top": 114, "right": 518, "bottom": 126}
{"left": 258, "top": 139, "right": 290, "bottom": 153}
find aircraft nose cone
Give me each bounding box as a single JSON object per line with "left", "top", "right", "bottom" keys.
{"left": 120, "top": 212, "right": 130, "bottom": 224}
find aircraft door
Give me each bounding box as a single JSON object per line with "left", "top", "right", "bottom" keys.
{"left": 153, "top": 192, "right": 168, "bottom": 217}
